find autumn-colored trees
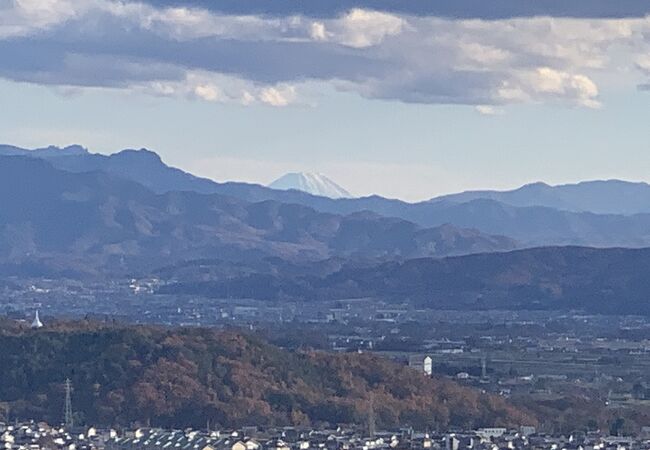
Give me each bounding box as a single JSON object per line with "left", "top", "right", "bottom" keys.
{"left": 0, "top": 322, "right": 536, "bottom": 429}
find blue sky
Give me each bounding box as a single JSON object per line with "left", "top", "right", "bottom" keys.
{"left": 1, "top": 1, "right": 650, "bottom": 201}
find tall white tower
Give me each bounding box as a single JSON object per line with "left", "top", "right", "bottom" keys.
{"left": 31, "top": 310, "right": 43, "bottom": 329}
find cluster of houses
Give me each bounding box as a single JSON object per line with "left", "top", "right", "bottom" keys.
{"left": 0, "top": 422, "right": 114, "bottom": 450}
{"left": 3, "top": 422, "right": 650, "bottom": 450}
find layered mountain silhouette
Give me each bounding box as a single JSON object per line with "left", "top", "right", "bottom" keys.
{"left": 0, "top": 155, "right": 515, "bottom": 276}
{"left": 4, "top": 144, "right": 650, "bottom": 248}
{"left": 326, "top": 246, "right": 650, "bottom": 314}
{"left": 6, "top": 144, "right": 650, "bottom": 314}
{"left": 433, "top": 180, "right": 650, "bottom": 215}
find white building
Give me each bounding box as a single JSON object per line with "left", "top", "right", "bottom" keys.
{"left": 31, "top": 311, "right": 43, "bottom": 329}
{"left": 408, "top": 355, "right": 433, "bottom": 376}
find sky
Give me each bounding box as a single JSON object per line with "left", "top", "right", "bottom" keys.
{"left": 1, "top": 1, "right": 650, "bottom": 201}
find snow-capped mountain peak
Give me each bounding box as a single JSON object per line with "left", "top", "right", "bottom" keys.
{"left": 268, "top": 172, "right": 352, "bottom": 199}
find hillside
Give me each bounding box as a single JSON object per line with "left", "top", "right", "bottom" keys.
{"left": 161, "top": 246, "right": 650, "bottom": 315}
{"left": 0, "top": 156, "right": 515, "bottom": 277}
{"left": 324, "top": 246, "right": 650, "bottom": 314}
{"left": 0, "top": 323, "right": 535, "bottom": 429}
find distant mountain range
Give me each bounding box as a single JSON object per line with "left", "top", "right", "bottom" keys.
{"left": 269, "top": 172, "right": 352, "bottom": 198}
{"left": 162, "top": 246, "right": 650, "bottom": 315}
{"left": 332, "top": 246, "right": 650, "bottom": 314}
{"left": 0, "top": 155, "right": 515, "bottom": 277}
{"left": 4, "top": 144, "right": 650, "bottom": 249}
{"left": 434, "top": 180, "right": 650, "bottom": 215}
{"left": 5, "top": 143, "right": 650, "bottom": 314}
{"left": 0, "top": 144, "right": 226, "bottom": 195}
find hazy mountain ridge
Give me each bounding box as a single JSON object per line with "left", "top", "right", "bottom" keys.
{"left": 5, "top": 145, "right": 650, "bottom": 314}
{"left": 0, "top": 144, "right": 226, "bottom": 195}
{"left": 5, "top": 144, "right": 650, "bottom": 247}
{"left": 328, "top": 246, "right": 650, "bottom": 313}
{"left": 161, "top": 246, "right": 650, "bottom": 315}
{"left": 0, "top": 155, "right": 515, "bottom": 276}
{"left": 432, "top": 180, "right": 650, "bottom": 215}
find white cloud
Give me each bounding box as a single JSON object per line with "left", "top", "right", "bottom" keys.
{"left": 309, "top": 22, "right": 327, "bottom": 41}
{"left": 0, "top": 0, "right": 81, "bottom": 38}
{"left": 475, "top": 105, "right": 504, "bottom": 116}
{"left": 637, "top": 55, "right": 650, "bottom": 74}
{"left": 504, "top": 67, "right": 601, "bottom": 108}
{"left": 134, "top": 6, "right": 305, "bottom": 42}
{"left": 193, "top": 84, "right": 222, "bottom": 102}
{"left": 331, "top": 9, "right": 405, "bottom": 48}
{"left": 259, "top": 85, "right": 296, "bottom": 106}
{"left": 2, "top": 0, "right": 650, "bottom": 108}
{"left": 132, "top": 71, "right": 302, "bottom": 106}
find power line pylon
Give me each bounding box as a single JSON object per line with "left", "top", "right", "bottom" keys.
{"left": 368, "top": 393, "right": 376, "bottom": 438}
{"left": 64, "top": 378, "right": 74, "bottom": 428}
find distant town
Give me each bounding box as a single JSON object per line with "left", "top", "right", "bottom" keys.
{"left": 5, "top": 276, "right": 650, "bottom": 436}
{"left": 5, "top": 420, "right": 650, "bottom": 450}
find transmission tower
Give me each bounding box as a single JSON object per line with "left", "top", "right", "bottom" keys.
{"left": 64, "top": 378, "right": 74, "bottom": 428}
{"left": 368, "top": 393, "right": 376, "bottom": 438}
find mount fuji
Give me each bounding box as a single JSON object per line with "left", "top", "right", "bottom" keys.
{"left": 269, "top": 172, "right": 352, "bottom": 199}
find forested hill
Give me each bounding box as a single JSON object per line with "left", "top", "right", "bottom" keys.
{"left": 0, "top": 322, "right": 533, "bottom": 429}
{"left": 161, "top": 246, "right": 650, "bottom": 315}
